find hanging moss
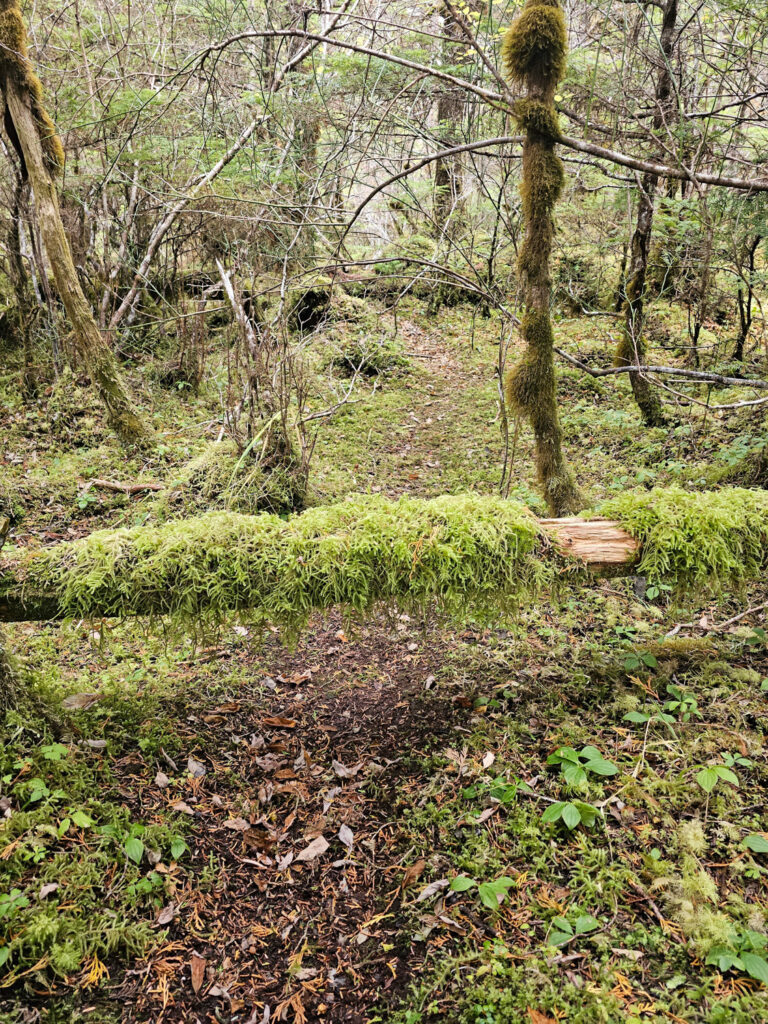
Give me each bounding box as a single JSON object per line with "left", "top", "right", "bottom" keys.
{"left": 513, "top": 98, "right": 562, "bottom": 141}
{"left": 0, "top": 0, "right": 64, "bottom": 175}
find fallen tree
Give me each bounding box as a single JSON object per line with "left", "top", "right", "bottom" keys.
{"left": 1, "top": 488, "right": 767, "bottom": 626}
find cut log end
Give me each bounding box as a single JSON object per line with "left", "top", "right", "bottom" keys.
{"left": 539, "top": 518, "right": 640, "bottom": 568}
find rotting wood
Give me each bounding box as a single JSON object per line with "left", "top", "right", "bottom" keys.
{"left": 538, "top": 518, "right": 640, "bottom": 568}
{"left": 0, "top": 517, "right": 641, "bottom": 623}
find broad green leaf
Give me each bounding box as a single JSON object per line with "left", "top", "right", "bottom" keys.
{"left": 696, "top": 767, "right": 719, "bottom": 794}
{"left": 124, "top": 837, "right": 145, "bottom": 864}
{"left": 548, "top": 930, "right": 572, "bottom": 947}
{"left": 541, "top": 802, "right": 566, "bottom": 824}
{"left": 623, "top": 711, "right": 650, "bottom": 723}
{"left": 57, "top": 817, "right": 71, "bottom": 838}
{"left": 714, "top": 766, "right": 739, "bottom": 786}
{"left": 642, "top": 653, "right": 658, "bottom": 668}
{"left": 584, "top": 758, "right": 618, "bottom": 776}
{"left": 562, "top": 762, "right": 587, "bottom": 786}
{"left": 71, "top": 811, "right": 93, "bottom": 829}
{"left": 575, "top": 802, "right": 598, "bottom": 827}
{"left": 562, "top": 803, "right": 582, "bottom": 829}
{"left": 450, "top": 876, "right": 476, "bottom": 892}
{"left": 580, "top": 746, "right": 603, "bottom": 762}
{"left": 477, "top": 882, "right": 503, "bottom": 910}
{"left": 170, "top": 838, "right": 188, "bottom": 860}
{"left": 0, "top": 947, "right": 9, "bottom": 968}
{"left": 574, "top": 914, "right": 600, "bottom": 934}
{"left": 741, "top": 952, "right": 768, "bottom": 985}
{"left": 551, "top": 916, "right": 572, "bottom": 933}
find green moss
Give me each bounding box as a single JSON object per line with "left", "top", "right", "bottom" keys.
{"left": 513, "top": 98, "right": 562, "bottom": 141}
{"left": 603, "top": 485, "right": 768, "bottom": 587}
{"left": 16, "top": 493, "right": 546, "bottom": 629}
{"left": 0, "top": 0, "right": 65, "bottom": 174}
{"left": 501, "top": 0, "right": 568, "bottom": 95}
{"left": 156, "top": 439, "right": 305, "bottom": 517}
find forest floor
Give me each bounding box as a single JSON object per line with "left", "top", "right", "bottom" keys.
{"left": 1, "top": 295, "right": 767, "bottom": 1024}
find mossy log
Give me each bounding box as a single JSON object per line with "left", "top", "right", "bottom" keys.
{"left": 2, "top": 488, "right": 767, "bottom": 624}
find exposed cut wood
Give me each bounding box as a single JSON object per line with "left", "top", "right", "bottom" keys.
{"left": 539, "top": 518, "right": 640, "bottom": 568}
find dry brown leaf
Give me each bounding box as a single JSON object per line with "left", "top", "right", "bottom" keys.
{"left": 223, "top": 817, "right": 251, "bottom": 832}
{"left": 62, "top": 692, "right": 103, "bottom": 710}
{"left": 527, "top": 1010, "right": 558, "bottom": 1024}
{"left": 190, "top": 953, "right": 206, "bottom": 994}
{"left": 295, "top": 835, "right": 329, "bottom": 862}
{"left": 401, "top": 859, "right": 426, "bottom": 888}
{"left": 262, "top": 716, "right": 297, "bottom": 729}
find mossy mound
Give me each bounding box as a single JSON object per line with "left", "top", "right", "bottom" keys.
{"left": 710, "top": 444, "right": 768, "bottom": 490}
{"left": 46, "top": 367, "right": 104, "bottom": 443}
{"left": 326, "top": 334, "right": 409, "bottom": 376}
{"left": 15, "top": 493, "right": 546, "bottom": 630}
{"left": 156, "top": 439, "right": 306, "bottom": 518}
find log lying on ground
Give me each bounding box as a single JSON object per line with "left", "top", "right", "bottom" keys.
{"left": 1, "top": 487, "right": 767, "bottom": 625}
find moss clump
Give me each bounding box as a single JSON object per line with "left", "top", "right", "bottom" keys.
{"left": 513, "top": 98, "right": 562, "bottom": 142}
{"left": 0, "top": 0, "right": 65, "bottom": 175}
{"left": 157, "top": 439, "right": 306, "bottom": 517}
{"left": 603, "top": 485, "right": 768, "bottom": 587}
{"left": 16, "top": 494, "right": 546, "bottom": 630}
{"left": 710, "top": 442, "right": 768, "bottom": 490}
{"left": 326, "top": 334, "right": 409, "bottom": 377}
{"left": 501, "top": 0, "right": 567, "bottom": 94}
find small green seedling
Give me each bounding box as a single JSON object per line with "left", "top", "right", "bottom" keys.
{"left": 694, "top": 762, "right": 739, "bottom": 795}
{"left": 546, "top": 912, "right": 600, "bottom": 947}
{"left": 623, "top": 651, "right": 658, "bottom": 672}
{"left": 541, "top": 800, "right": 599, "bottom": 830}
{"left": 450, "top": 874, "right": 516, "bottom": 910}
{"left": 547, "top": 745, "right": 618, "bottom": 786}
{"left": 706, "top": 928, "right": 768, "bottom": 984}
{"left": 645, "top": 582, "right": 672, "bottom": 601}
{"left": 624, "top": 684, "right": 701, "bottom": 729}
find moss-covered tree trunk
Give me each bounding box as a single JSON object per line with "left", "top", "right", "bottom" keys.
{"left": 0, "top": 628, "right": 18, "bottom": 714}
{"left": 502, "top": 0, "right": 581, "bottom": 515}
{"left": 614, "top": 0, "right": 678, "bottom": 427}
{"left": 0, "top": 0, "right": 152, "bottom": 445}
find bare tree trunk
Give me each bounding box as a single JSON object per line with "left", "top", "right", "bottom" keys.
{"left": 0, "top": 3, "right": 152, "bottom": 445}
{"left": 615, "top": 0, "right": 678, "bottom": 427}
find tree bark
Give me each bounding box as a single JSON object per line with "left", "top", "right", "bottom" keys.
{"left": 2, "top": 77, "right": 152, "bottom": 445}
{"left": 615, "top": 0, "right": 678, "bottom": 427}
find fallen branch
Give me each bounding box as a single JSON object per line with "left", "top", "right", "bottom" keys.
{"left": 82, "top": 479, "right": 164, "bottom": 496}
{"left": 555, "top": 348, "right": 768, "bottom": 390}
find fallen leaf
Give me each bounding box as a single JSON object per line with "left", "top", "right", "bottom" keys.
{"left": 170, "top": 800, "right": 196, "bottom": 815}
{"left": 187, "top": 757, "right": 206, "bottom": 778}
{"left": 223, "top": 817, "right": 251, "bottom": 832}
{"left": 155, "top": 771, "right": 170, "bottom": 789}
{"left": 528, "top": 1010, "right": 558, "bottom": 1024}
{"left": 295, "top": 836, "right": 329, "bottom": 862}
{"left": 332, "top": 759, "right": 362, "bottom": 779}
{"left": 190, "top": 953, "right": 206, "bottom": 994}
{"left": 338, "top": 824, "right": 354, "bottom": 848}
{"left": 401, "top": 859, "right": 426, "bottom": 888}
{"left": 416, "top": 878, "right": 449, "bottom": 902}
{"left": 263, "top": 716, "right": 297, "bottom": 729}
{"left": 39, "top": 883, "right": 59, "bottom": 900}
{"left": 155, "top": 902, "right": 176, "bottom": 926}
{"left": 62, "top": 692, "right": 103, "bottom": 710}
{"left": 482, "top": 751, "right": 495, "bottom": 769}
